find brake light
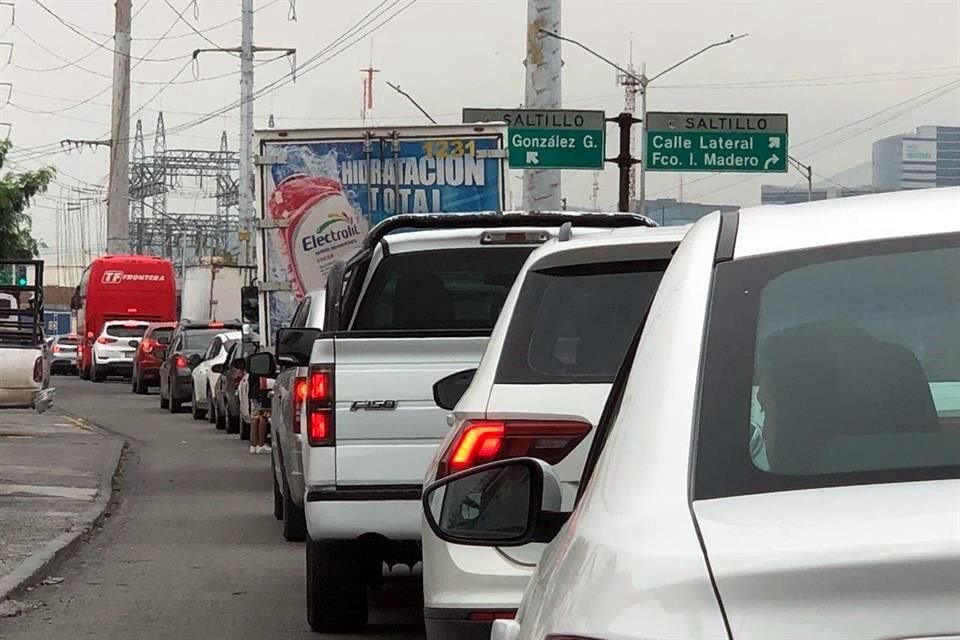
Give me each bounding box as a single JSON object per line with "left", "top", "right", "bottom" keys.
{"left": 141, "top": 339, "right": 154, "bottom": 353}
{"left": 86, "top": 331, "right": 94, "bottom": 339}
{"left": 209, "top": 321, "right": 224, "bottom": 328}
{"left": 467, "top": 611, "right": 515, "bottom": 622}
{"left": 175, "top": 355, "right": 188, "bottom": 369}
{"left": 292, "top": 376, "right": 307, "bottom": 434}
{"left": 52, "top": 345, "right": 61, "bottom": 353}
{"left": 127, "top": 308, "right": 138, "bottom": 313}
{"left": 306, "top": 366, "right": 334, "bottom": 446}
{"left": 97, "top": 336, "right": 117, "bottom": 344}
{"left": 259, "top": 376, "right": 270, "bottom": 390}
{"left": 436, "top": 419, "right": 592, "bottom": 479}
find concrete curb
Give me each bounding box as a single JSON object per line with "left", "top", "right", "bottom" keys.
{"left": 0, "top": 432, "right": 125, "bottom": 603}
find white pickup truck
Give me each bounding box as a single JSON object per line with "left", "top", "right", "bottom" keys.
{"left": 0, "top": 260, "right": 53, "bottom": 413}
{"left": 247, "top": 212, "right": 655, "bottom": 633}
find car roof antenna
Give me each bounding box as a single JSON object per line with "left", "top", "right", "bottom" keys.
{"left": 558, "top": 222, "right": 573, "bottom": 242}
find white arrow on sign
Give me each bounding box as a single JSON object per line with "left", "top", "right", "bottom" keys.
{"left": 526, "top": 151, "right": 540, "bottom": 165}
{"left": 764, "top": 154, "right": 780, "bottom": 170}
{"left": 768, "top": 137, "right": 781, "bottom": 149}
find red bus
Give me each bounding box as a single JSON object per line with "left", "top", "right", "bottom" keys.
{"left": 73, "top": 256, "right": 177, "bottom": 379}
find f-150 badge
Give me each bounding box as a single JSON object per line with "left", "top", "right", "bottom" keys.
{"left": 350, "top": 400, "right": 398, "bottom": 411}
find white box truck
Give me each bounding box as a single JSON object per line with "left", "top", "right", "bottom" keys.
{"left": 179, "top": 264, "right": 254, "bottom": 322}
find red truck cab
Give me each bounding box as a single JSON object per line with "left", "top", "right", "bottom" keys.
{"left": 73, "top": 256, "right": 177, "bottom": 380}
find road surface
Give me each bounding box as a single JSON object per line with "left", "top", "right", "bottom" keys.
{"left": 0, "top": 376, "right": 425, "bottom": 639}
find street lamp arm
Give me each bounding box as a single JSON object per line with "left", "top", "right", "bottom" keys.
{"left": 538, "top": 28, "right": 643, "bottom": 84}
{"left": 647, "top": 33, "right": 748, "bottom": 84}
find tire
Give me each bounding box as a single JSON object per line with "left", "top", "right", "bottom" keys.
{"left": 272, "top": 454, "right": 283, "bottom": 521}
{"left": 160, "top": 381, "right": 169, "bottom": 410}
{"left": 207, "top": 387, "right": 216, "bottom": 424}
{"left": 192, "top": 390, "right": 206, "bottom": 421}
{"left": 215, "top": 402, "right": 226, "bottom": 431}
{"left": 80, "top": 365, "right": 90, "bottom": 381}
{"left": 282, "top": 478, "right": 307, "bottom": 542}
{"left": 91, "top": 361, "right": 105, "bottom": 383}
{"left": 226, "top": 411, "right": 239, "bottom": 434}
{"left": 240, "top": 419, "right": 251, "bottom": 441}
{"left": 170, "top": 397, "right": 182, "bottom": 414}
{"left": 306, "top": 539, "right": 368, "bottom": 633}
{"left": 133, "top": 375, "right": 148, "bottom": 395}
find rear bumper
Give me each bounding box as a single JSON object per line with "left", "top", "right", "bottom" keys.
{"left": 172, "top": 375, "right": 193, "bottom": 400}
{"left": 136, "top": 365, "right": 161, "bottom": 381}
{"left": 423, "top": 607, "right": 514, "bottom": 640}
{"left": 305, "top": 486, "right": 422, "bottom": 539}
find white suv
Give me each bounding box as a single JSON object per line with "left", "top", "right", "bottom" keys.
{"left": 91, "top": 320, "right": 150, "bottom": 382}
{"left": 424, "top": 187, "right": 960, "bottom": 640}
{"left": 421, "top": 224, "right": 688, "bottom": 639}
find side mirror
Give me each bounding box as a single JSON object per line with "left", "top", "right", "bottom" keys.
{"left": 188, "top": 353, "right": 203, "bottom": 368}
{"left": 433, "top": 368, "right": 477, "bottom": 411}
{"left": 155, "top": 347, "right": 168, "bottom": 360}
{"left": 211, "top": 363, "right": 224, "bottom": 374}
{"left": 276, "top": 327, "right": 321, "bottom": 366}
{"left": 247, "top": 351, "right": 277, "bottom": 378}
{"left": 232, "top": 357, "right": 246, "bottom": 371}
{"left": 422, "top": 458, "right": 566, "bottom": 548}
{"left": 240, "top": 285, "right": 259, "bottom": 324}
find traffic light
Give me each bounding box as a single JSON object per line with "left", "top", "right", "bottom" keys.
{"left": 15, "top": 265, "right": 27, "bottom": 287}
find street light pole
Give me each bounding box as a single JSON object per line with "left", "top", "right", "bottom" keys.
{"left": 540, "top": 30, "right": 747, "bottom": 213}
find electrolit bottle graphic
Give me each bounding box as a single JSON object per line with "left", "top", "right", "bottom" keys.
{"left": 268, "top": 147, "right": 367, "bottom": 298}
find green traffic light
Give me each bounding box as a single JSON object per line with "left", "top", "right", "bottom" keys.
{"left": 16, "top": 277, "right": 27, "bottom": 286}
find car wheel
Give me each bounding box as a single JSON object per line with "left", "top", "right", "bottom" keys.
{"left": 207, "top": 387, "right": 216, "bottom": 424}
{"left": 282, "top": 478, "right": 307, "bottom": 542}
{"left": 306, "top": 539, "right": 368, "bottom": 633}
{"left": 80, "top": 365, "right": 90, "bottom": 381}
{"left": 91, "top": 361, "right": 105, "bottom": 383}
{"left": 240, "top": 419, "right": 250, "bottom": 441}
{"left": 133, "top": 375, "right": 148, "bottom": 395}
{"left": 192, "top": 390, "right": 206, "bottom": 421}
{"left": 160, "top": 380, "right": 169, "bottom": 409}
{"left": 226, "top": 411, "right": 239, "bottom": 434}
{"left": 215, "top": 401, "right": 226, "bottom": 431}
{"left": 271, "top": 454, "right": 283, "bottom": 521}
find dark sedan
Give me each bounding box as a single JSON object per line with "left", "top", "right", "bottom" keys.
{"left": 158, "top": 321, "right": 241, "bottom": 414}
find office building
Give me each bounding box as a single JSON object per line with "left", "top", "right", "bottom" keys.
{"left": 873, "top": 125, "right": 960, "bottom": 191}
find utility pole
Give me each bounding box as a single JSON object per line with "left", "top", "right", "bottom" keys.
{"left": 239, "top": 0, "right": 253, "bottom": 268}
{"left": 106, "top": 0, "right": 132, "bottom": 255}
{"left": 788, "top": 154, "right": 814, "bottom": 202}
{"left": 193, "top": 1, "right": 295, "bottom": 272}
{"left": 523, "top": 0, "right": 562, "bottom": 211}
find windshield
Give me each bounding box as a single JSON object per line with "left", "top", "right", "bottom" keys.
{"left": 496, "top": 260, "right": 670, "bottom": 384}
{"left": 352, "top": 248, "right": 533, "bottom": 332}
{"left": 105, "top": 324, "right": 148, "bottom": 338}
{"left": 182, "top": 328, "right": 226, "bottom": 351}
{"left": 151, "top": 327, "right": 174, "bottom": 344}
{"left": 695, "top": 233, "right": 960, "bottom": 499}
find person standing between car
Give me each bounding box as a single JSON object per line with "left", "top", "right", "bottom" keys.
{"left": 248, "top": 367, "right": 271, "bottom": 454}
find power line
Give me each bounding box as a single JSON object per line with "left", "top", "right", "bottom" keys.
{"left": 31, "top": 0, "right": 197, "bottom": 64}
{"left": 162, "top": 0, "right": 234, "bottom": 53}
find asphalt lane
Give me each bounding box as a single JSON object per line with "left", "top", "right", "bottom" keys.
{"left": 0, "top": 376, "right": 425, "bottom": 640}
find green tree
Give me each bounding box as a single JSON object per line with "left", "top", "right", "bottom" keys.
{"left": 0, "top": 140, "right": 55, "bottom": 259}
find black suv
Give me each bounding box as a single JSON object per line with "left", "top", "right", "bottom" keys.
{"left": 158, "top": 321, "right": 242, "bottom": 414}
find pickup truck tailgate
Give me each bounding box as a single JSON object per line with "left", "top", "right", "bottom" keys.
{"left": 333, "top": 335, "right": 488, "bottom": 485}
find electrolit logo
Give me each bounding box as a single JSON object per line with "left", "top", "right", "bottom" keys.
{"left": 301, "top": 211, "right": 362, "bottom": 253}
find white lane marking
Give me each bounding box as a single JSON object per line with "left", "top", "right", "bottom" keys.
{"left": 0, "top": 483, "right": 97, "bottom": 501}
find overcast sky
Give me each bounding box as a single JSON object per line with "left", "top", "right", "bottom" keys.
{"left": 5, "top": 0, "right": 960, "bottom": 251}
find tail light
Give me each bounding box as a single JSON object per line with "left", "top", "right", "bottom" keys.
{"left": 467, "top": 611, "right": 515, "bottom": 622}
{"left": 292, "top": 376, "right": 307, "bottom": 434}
{"left": 436, "top": 419, "right": 592, "bottom": 479}
{"left": 174, "top": 354, "right": 189, "bottom": 369}
{"left": 52, "top": 345, "right": 61, "bottom": 353}
{"left": 141, "top": 338, "right": 155, "bottom": 354}
{"left": 97, "top": 336, "right": 117, "bottom": 344}
{"left": 306, "top": 365, "right": 334, "bottom": 446}
{"left": 259, "top": 377, "right": 270, "bottom": 390}
{"left": 32, "top": 357, "right": 43, "bottom": 382}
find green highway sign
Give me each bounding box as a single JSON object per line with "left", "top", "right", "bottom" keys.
{"left": 645, "top": 111, "right": 788, "bottom": 173}
{"left": 462, "top": 108, "right": 605, "bottom": 170}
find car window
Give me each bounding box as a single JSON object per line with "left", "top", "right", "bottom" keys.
{"left": 352, "top": 248, "right": 533, "bottom": 332}
{"left": 58, "top": 336, "right": 79, "bottom": 346}
{"left": 182, "top": 329, "right": 225, "bottom": 351}
{"left": 695, "top": 233, "right": 960, "bottom": 500}
{"left": 206, "top": 338, "right": 222, "bottom": 360}
{"left": 291, "top": 297, "right": 312, "bottom": 328}
{"left": 106, "top": 324, "right": 148, "bottom": 338}
{"left": 496, "top": 260, "right": 669, "bottom": 384}
{"left": 149, "top": 327, "right": 173, "bottom": 344}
